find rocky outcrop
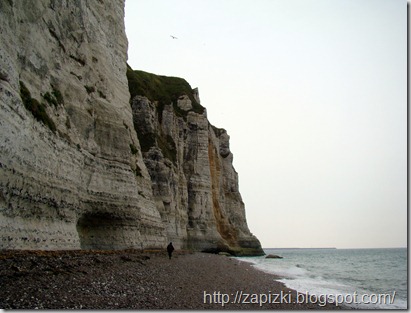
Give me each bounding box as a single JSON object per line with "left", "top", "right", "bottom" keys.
{"left": 0, "top": 1, "right": 263, "bottom": 255}
{"left": 128, "top": 69, "right": 263, "bottom": 255}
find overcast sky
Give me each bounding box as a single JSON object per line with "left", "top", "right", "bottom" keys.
{"left": 125, "top": 0, "right": 407, "bottom": 249}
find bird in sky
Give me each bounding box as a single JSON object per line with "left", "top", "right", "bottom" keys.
{"left": 170, "top": 35, "right": 178, "bottom": 39}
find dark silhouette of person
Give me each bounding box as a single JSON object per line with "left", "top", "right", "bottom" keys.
{"left": 167, "top": 242, "right": 174, "bottom": 259}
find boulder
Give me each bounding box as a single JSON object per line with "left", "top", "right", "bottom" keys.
{"left": 218, "top": 252, "right": 232, "bottom": 257}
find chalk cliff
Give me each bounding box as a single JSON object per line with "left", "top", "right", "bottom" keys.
{"left": 128, "top": 69, "right": 262, "bottom": 255}
{"left": 0, "top": 0, "right": 263, "bottom": 255}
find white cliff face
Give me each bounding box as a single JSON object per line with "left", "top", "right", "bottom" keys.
{"left": 0, "top": 1, "right": 263, "bottom": 255}
{"left": 0, "top": 0, "right": 165, "bottom": 250}
{"left": 131, "top": 89, "right": 263, "bottom": 255}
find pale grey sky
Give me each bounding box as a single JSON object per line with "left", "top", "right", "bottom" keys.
{"left": 125, "top": 0, "right": 407, "bottom": 249}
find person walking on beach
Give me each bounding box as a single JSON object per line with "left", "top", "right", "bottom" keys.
{"left": 167, "top": 242, "right": 174, "bottom": 259}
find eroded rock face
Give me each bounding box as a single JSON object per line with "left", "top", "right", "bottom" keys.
{"left": 131, "top": 92, "right": 263, "bottom": 255}
{"left": 0, "top": 0, "right": 165, "bottom": 250}
{"left": 0, "top": 1, "right": 263, "bottom": 255}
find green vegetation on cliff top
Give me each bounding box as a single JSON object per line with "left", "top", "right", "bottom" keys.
{"left": 126, "top": 64, "right": 204, "bottom": 118}
{"left": 126, "top": 65, "right": 206, "bottom": 165}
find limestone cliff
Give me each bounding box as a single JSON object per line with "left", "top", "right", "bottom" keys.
{"left": 0, "top": 0, "right": 263, "bottom": 255}
{"left": 127, "top": 69, "right": 263, "bottom": 255}
{"left": 0, "top": 0, "right": 164, "bottom": 250}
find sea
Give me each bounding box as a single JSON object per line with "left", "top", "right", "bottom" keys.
{"left": 237, "top": 248, "right": 407, "bottom": 309}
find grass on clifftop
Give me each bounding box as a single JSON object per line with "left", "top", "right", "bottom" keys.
{"left": 126, "top": 64, "right": 204, "bottom": 119}
{"left": 126, "top": 65, "right": 203, "bottom": 164}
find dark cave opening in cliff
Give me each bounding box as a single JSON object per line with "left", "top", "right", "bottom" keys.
{"left": 76, "top": 212, "right": 125, "bottom": 250}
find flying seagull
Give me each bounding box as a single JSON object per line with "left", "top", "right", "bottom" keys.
{"left": 170, "top": 35, "right": 178, "bottom": 39}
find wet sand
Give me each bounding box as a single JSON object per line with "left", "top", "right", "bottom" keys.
{"left": 0, "top": 249, "right": 342, "bottom": 309}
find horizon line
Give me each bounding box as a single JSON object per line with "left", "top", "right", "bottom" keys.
{"left": 263, "top": 247, "right": 407, "bottom": 250}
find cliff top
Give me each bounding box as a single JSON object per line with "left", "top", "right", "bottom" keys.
{"left": 126, "top": 65, "right": 204, "bottom": 118}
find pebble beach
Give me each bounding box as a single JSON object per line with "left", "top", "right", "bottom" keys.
{"left": 0, "top": 249, "right": 340, "bottom": 309}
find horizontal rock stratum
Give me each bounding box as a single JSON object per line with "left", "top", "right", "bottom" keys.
{"left": 0, "top": 0, "right": 263, "bottom": 256}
